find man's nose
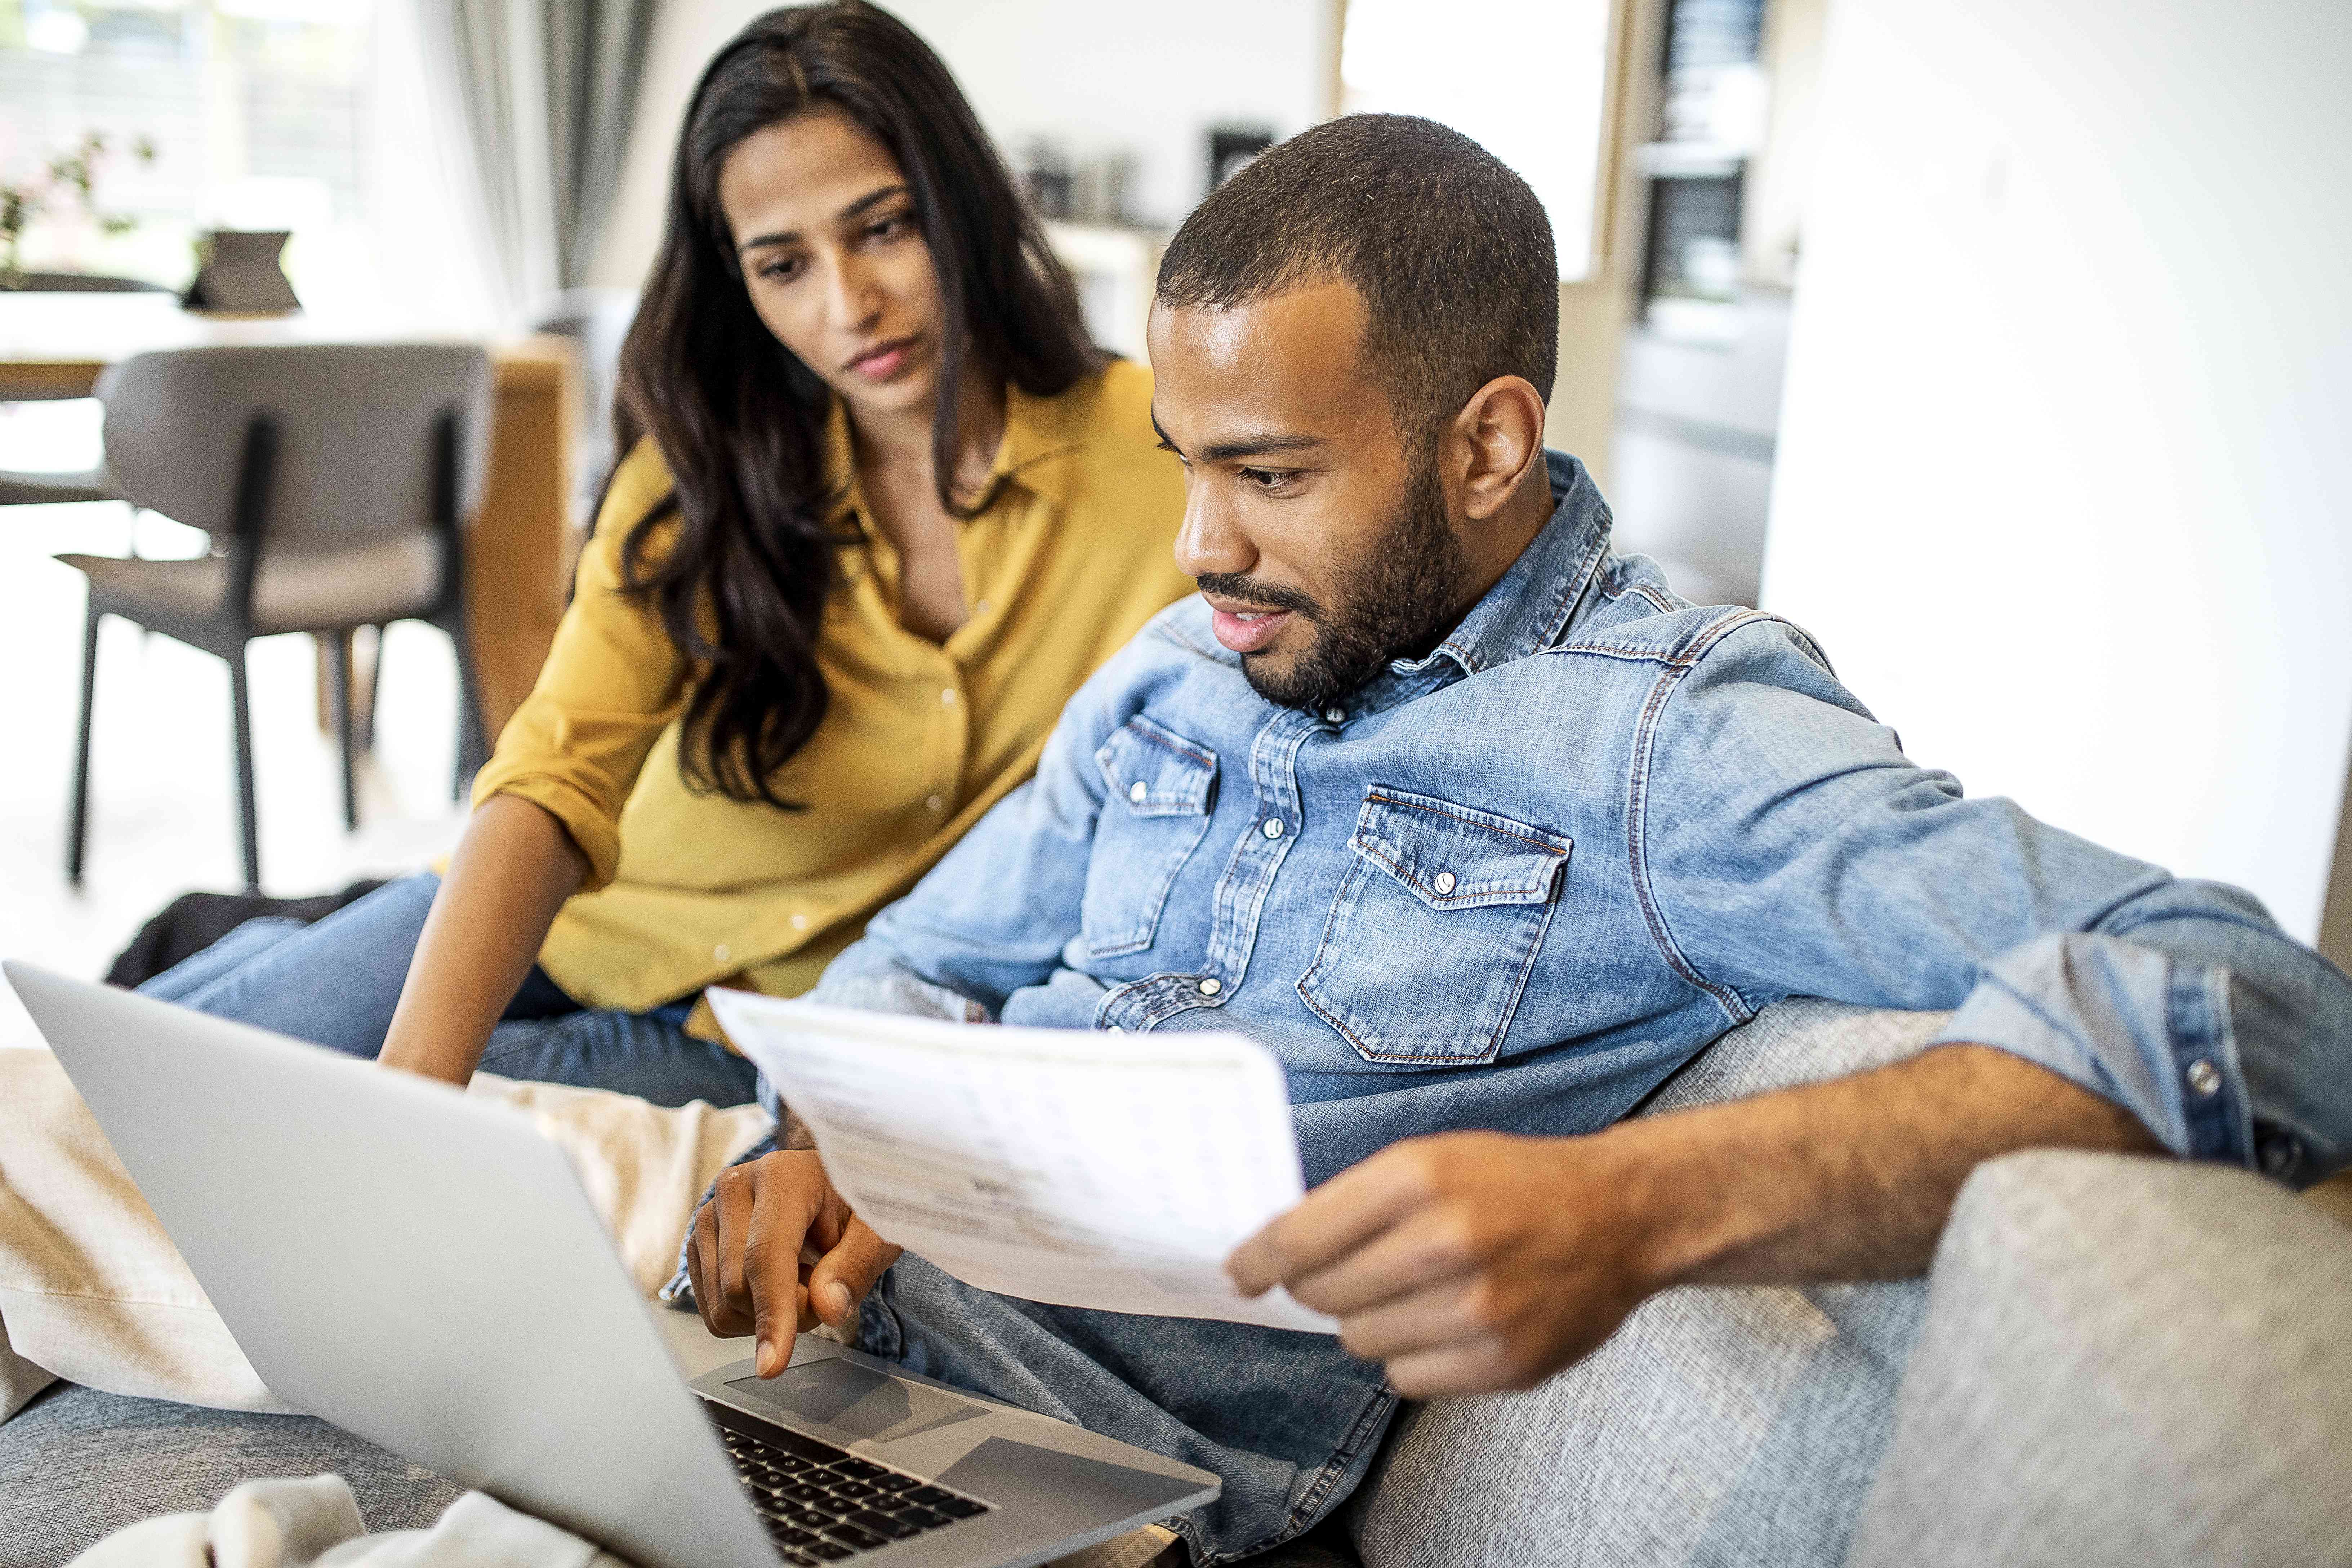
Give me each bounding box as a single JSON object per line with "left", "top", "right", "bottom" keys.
{"left": 1173, "top": 486, "right": 1254, "bottom": 582}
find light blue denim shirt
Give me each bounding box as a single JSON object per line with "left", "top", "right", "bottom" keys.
{"left": 758, "top": 452, "right": 2352, "bottom": 1562}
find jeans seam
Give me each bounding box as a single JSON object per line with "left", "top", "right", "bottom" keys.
{"left": 1189, "top": 1386, "right": 1399, "bottom": 1566}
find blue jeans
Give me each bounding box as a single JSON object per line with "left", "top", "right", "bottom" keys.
{"left": 138, "top": 872, "right": 761, "bottom": 1108}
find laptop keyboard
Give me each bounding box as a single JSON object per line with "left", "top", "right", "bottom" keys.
{"left": 715, "top": 1415, "right": 992, "bottom": 1563}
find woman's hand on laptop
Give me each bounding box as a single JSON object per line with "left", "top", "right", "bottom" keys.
{"left": 686, "top": 1150, "right": 901, "bottom": 1378}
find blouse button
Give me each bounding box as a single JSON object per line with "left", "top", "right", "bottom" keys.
{"left": 940, "top": 687, "right": 958, "bottom": 706}
{"left": 790, "top": 913, "right": 809, "bottom": 932}
{"left": 926, "top": 793, "right": 945, "bottom": 813}
{"left": 975, "top": 600, "right": 993, "bottom": 615}
{"left": 1432, "top": 871, "right": 1457, "bottom": 895}
{"left": 713, "top": 943, "right": 731, "bottom": 963}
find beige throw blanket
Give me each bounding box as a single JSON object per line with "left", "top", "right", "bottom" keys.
{"left": 0, "top": 1046, "right": 772, "bottom": 1420}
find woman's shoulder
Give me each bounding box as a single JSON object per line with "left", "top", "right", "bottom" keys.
{"left": 576, "top": 437, "right": 683, "bottom": 582}
{"left": 1051, "top": 356, "right": 1156, "bottom": 445}
{"left": 597, "top": 437, "right": 677, "bottom": 533}
{"left": 1029, "top": 358, "right": 1174, "bottom": 497}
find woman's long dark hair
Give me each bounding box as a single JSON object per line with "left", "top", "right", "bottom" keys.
{"left": 612, "top": 1, "right": 1100, "bottom": 808}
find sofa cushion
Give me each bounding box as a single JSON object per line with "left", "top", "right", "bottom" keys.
{"left": 1844, "top": 1149, "right": 2352, "bottom": 1568}
{"left": 1348, "top": 999, "right": 1947, "bottom": 1568}
{"left": 0, "top": 1382, "right": 463, "bottom": 1568}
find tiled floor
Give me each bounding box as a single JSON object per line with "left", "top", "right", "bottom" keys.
{"left": 0, "top": 437, "right": 468, "bottom": 1051}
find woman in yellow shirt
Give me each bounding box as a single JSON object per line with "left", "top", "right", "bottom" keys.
{"left": 134, "top": 2, "right": 1190, "bottom": 1105}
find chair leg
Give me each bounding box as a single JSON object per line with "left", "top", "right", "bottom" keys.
{"left": 65, "top": 604, "right": 101, "bottom": 883}
{"left": 228, "top": 645, "right": 262, "bottom": 894}
{"left": 361, "top": 624, "right": 384, "bottom": 751}
{"left": 446, "top": 615, "right": 487, "bottom": 801}
{"left": 328, "top": 629, "right": 358, "bottom": 832}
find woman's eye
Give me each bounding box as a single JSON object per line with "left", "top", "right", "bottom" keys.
{"left": 760, "top": 256, "right": 805, "bottom": 282}
{"left": 867, "top": 213, "right": 913, "bottom": 241}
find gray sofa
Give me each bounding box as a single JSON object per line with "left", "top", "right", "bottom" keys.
{"left": 6, "top": 1000, "right": 2349, "bottom": 1566}
{"left": 1352, "top": 1000, "right": 2352, "bottom": 1567}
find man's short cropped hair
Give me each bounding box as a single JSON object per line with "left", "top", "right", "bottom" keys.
{"left": 1155, "top": 114, "right": 1559, "bottom": 444}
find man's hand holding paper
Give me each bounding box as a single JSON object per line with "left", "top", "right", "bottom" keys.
{"left": 701, "top": 993, "right": 1338, "bottom": 1376}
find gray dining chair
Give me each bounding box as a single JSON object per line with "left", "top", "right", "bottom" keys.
{"left": 58, "top": 342, "right": 494, "bottom": 892}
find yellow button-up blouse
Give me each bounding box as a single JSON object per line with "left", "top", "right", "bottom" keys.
{"left": 469, "top": 359, "right": 1190, "bottom": 1034}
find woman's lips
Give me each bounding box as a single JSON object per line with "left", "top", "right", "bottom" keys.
{"left": 1210, "top": 606, "right": 1294, "bottom": 654}
{"left": 844, "top": 337, "right": 917, "bottom": 380}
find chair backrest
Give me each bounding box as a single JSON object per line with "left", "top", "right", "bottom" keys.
{"left": 96, "top": 343, "right": 494, "bottom": 545}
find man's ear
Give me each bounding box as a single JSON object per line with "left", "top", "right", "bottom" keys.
{"left": 1448, "top": 375, "right": 1549, "bottom": 521}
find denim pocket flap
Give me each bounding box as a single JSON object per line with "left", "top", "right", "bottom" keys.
{"left": 1096, "top": 714, "right": 1218, "bottom": 818}
{"left": 1350, "top": 788, "right": 1569, "bottom": 909}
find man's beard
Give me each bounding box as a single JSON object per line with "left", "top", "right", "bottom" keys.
{"left": 1200, "top": 456, "right": 1474, "bottom": 714}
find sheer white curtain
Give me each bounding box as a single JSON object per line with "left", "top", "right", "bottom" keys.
{"left": 411, "top": 0, "right": 654, "bottom": 328}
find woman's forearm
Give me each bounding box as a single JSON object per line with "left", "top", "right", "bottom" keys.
{"left": 378, "top": 794, "right": 589, "bottom": 1085}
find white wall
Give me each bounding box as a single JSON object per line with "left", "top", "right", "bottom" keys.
{"left": 1761, "top": 0, "right": 2352, "bottom": 944}
{"left": 589, "top": 0, "right": 1336, "bottom": 291}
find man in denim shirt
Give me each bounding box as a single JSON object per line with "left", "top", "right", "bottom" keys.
{"left": 684, "top": 117, "right": 2352, "bottom": 1563}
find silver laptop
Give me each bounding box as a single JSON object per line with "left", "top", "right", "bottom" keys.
{"left": 5, "top": 962, "right": 1217, "bottom": 1568}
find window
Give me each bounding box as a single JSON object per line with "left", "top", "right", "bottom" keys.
{"left": 0, "top": 0, "right": 377, "bottom": 306}
{"left": 1339, "top": 0, "right": 1620, "bottom": 282}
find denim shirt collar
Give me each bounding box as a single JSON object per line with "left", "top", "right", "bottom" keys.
{"left": 1387, "top": 450, "right": 1609, "bottom": 687}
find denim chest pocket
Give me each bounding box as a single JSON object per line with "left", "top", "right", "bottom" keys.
{"left": 1298, "top": 787, "right": 1570, "bottom": 1065}
{"left": 1082, "top": 716, "right": 1219, "bottom": 959}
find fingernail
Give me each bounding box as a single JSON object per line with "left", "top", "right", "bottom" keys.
{"left": 755, "top": 1338, "right": 781, "bottom": 1378}
{"left": 824, "top": 1283, "right": 852, "bottom": 1322}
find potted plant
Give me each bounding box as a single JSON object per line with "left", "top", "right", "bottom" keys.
{"left": 0, "top": 132, "right": 158, "bottom": 289}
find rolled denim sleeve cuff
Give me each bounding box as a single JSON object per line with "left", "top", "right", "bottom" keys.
{"left": 1931, "top": 932, "right": 2253, "bottom": 1167}
{"left": 806, "top": 939, "right": 996, "bottom": 1025}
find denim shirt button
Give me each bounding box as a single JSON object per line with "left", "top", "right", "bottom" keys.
{"left": 1129, "top": 780, "right": 1148, "bottom": 803}
{"left": 1198, "top": 977, "right": 1223, "bottom": 996}
{"left": 1262, "top": 819, "right": 1285, "bottom": 840}
{"left": 1323, "top": 707, "right": 1345, "bottom": 724}
{"left": 1432, "top": 871, "right": 1457, "bottom": 895}
{"left": 2185, "top": 1058, "right": 2223, "bottom": 1097}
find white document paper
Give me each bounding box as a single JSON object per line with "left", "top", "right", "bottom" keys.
{"left": 706, "top": 991, "right": 1339, "bottom": 1335}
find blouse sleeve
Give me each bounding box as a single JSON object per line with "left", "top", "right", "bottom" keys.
{"left": 468, "top": 440, "right": 690, "bottom": 891}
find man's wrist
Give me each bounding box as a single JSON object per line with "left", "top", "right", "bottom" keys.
{"left": 1587, "top": 1109, "right": 1787, "bottom": 1298}
{"left": 781, "top": 1108, "right": 819, "bottom": 1152}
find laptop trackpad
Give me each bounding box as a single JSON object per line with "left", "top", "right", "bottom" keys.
{"left": 936, "top": 1436, "right": 1205, "bottom": 1527}
{"left": 726, "top": 1359, "right": 986, "bottom": 1444}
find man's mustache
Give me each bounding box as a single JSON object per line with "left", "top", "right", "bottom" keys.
{"left": 1194, "top": 573, "right": 1324, "bottom": 622}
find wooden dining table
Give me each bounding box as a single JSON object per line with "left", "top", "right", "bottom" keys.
{"left": 0, "top": 291, "right": 579, "bottom": 744}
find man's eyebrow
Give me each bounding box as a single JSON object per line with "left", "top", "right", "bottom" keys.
{"left": 736, "top": 183, "right": 908, "bottom": 255}
{"left": 1149, "top": 411, "right": 1325, "bottom": 463}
